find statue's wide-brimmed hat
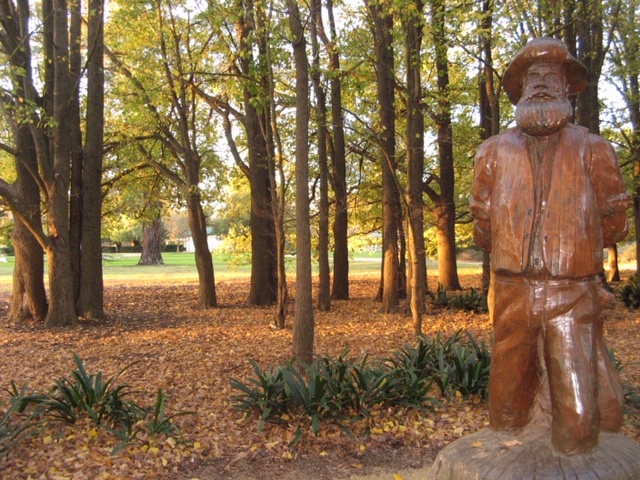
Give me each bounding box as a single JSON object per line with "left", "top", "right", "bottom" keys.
{"left": 503, "top": 37, "right": 588, "bottom": 105}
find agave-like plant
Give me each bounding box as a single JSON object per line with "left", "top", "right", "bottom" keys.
{"left": 619, "top": 275, "right": 640, "bottom": 310}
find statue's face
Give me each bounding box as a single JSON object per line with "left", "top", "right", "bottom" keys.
{"left": 515, "top": 62, "right": 573, "bottom": 136}
{"left": 521, "top": 62, "right": 568, "bottom": 103}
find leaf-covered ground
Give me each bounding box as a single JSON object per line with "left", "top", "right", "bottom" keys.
{"left": 0, "top": 271, "right": 638, "bottom": 480}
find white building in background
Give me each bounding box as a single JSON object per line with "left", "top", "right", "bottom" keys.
{"left": 180, "top": 232, "right": 223, "bottom": 253}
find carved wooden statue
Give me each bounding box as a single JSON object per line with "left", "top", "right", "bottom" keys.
{"left": 428, "top": 37, "right": 640, "bottom": 479}
{"left": 470, "top": 36, "right": 630, "bottom": 455}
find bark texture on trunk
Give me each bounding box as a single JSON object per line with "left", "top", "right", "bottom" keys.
{"left": 187, "top": 192, "right": 217, "bottom": 308}
{"left": 78, "top": 0, "right": 106, "bottom": 319}
{"left": 369, "top": 0, "right": 400, "bottom": 312}
{"left": 478, "top": 0, "right": 498, "bottom": 292}
{"left": 139, "top": 214, "right": 165, "bottom": 265}
{"left": 10, "top": 220, "right": 47, "bottom": 322}
{"left": 247, "top": 129, "right": 277, "bottom": 305}
{"left": 289, "top": 0, "right": 315, "bottom": 366}
{"left": 9, "top": 125, "right": 47, "bottom": 323}
{"left": 310, "top": 0, "right": 331, "bottom": 312}
{"left": 404, "top": 0, "right": 426, "bottom": 335}
{"left": 326, "top": 0, "right": 349, "bottom": 301}
{"left": 607, "top": 245, "right": 620, "bottom": 282}
{"left": 45, "top": 240, "right": 77, "bottom": 327}
{"left": 45, "top": 0, "right": 77, "bottom": 327}
{"left": 428, "top": 0, "right": 461, "bottom": 291}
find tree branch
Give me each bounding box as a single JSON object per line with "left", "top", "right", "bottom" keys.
{"left": 0, "top": 178, "right": 49, "bottom": 249}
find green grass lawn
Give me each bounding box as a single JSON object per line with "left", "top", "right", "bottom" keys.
{"left": 0, "top": 252, "right": 255, "bottom": 292}
{"left": 0, "top": 250, "right": 482, "bottom": 293}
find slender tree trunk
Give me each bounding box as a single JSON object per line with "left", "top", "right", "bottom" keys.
{"left": 607, "top": 245, "right": 620, "bottom": 282}
{"left": 69, "top": 0, "right": 83, "bottom": 310}
{"left": 478, "top": 0, "right": 497, "bottom": 292}
{"left": 404, "top": 0, "right": 426, "bottom": 335}
{"left": 574, "top": 0, "right": 604, "bottom": 135}
{"left": 259, "top": 4, "right": 288, "bottom": 329}
{"left": 45, "top": 0, "right": 77, "bottom": 327}
{"left": 570, "top": 1, "right": 622, "bottom": 283}
{"left": 610, "top": 2, "right": 640, "bottom": 278}
{"left": 311, "top": 0, "right": 331, "bottom": 312}
{"left": 139, "top": 212, "right": 165, "bottom": 265}
{"left": 429, "top": 0, "right": 461, "bottom": 291}
{"left": 187, "top": 191, "right": 217, "bottom": 308}
{"left": 636, "top": 171, "right": 640, "bottom": 279}
{"left": 636, "top": 159, "right": 640, "bottom": 279}
{"left": 78, "top": 0, "right": 106, "bottom": 319}
{"left": 324, "top": 0, "right": 349, "bottom": 301}
{"left": 397, "top": 191, "right": 407, "bottom": 299}
{"left": 368, "top": 0, "right": 400, "bottom": 312}
{"left": 288, "top": 0, "right": 314, "bottom": 366}
{"left": 268, "top": 129, "right": 288, "bottom": 328}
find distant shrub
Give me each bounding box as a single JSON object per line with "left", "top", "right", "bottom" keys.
{"left": 449, "top": 288, "right": 489, "bottom": 313}
{"left": 428, "top": 285, "right": 489, "bottom": 314}
{"left": 428, "top": 283, "right": 450, "bottom": 308}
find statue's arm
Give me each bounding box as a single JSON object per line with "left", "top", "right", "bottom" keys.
{"left": 589, "top": 135, "right": 631, "bottom": 246}
{"left": 470, "top": 138, "right": 498, "bottom": 251}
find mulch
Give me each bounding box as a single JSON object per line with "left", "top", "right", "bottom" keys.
{"left": 0, "top": 271, "right": 638, "bottom": 479}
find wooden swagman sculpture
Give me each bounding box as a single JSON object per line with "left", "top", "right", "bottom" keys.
{"left": 428, "top": 37, "right": 640, "bottom": 479}
{"left": 472, "top": 36, "right": 629, "bottom": 455}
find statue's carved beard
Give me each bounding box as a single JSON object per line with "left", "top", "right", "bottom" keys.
{"left": 515, "top": 96, "right": 573, "bottom": 137}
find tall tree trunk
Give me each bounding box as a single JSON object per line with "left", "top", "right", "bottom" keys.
{"left": 10, "top": 220, "right": 47, "bottom": 323}
{"left": 0, "top": 0, "right": 54, "bottom": 324}
{"left": 187, "top": 190, "right": 217, "bottom": 308}
{"left": 636, "top": 166, "right": 640, "bottom": 279}
{"left": 46, "top": 0, "right": 77, "bottom": 327}
{"left": 139, "top": 212, "right": 164, "bottom": 265}
{"left": 609, "top": 0, "right": 639, "bottom": 277}
{"left": 69, "top": 0, "right": 83, "bottom": 310}
{"left": 323, "top": 0, "right": 349, "bottom": 301}
{"left": 246, "top": 106, "right": 277, "bottom": 306}
{"left": 478, "top": 0, "right": 498, "bottom": 292}
{"left": 267, "top": 118, "right": 288, "bottom": 328}
{"left": 78, "top": 0, "right": 106, "bottom": 319}
{"left": 404, "top": 0, "right": 427, "bottom": 336}
{"left": 428, "top": 0, "right": 461, "bottom": 291}
{"left": 236, "top": 0, "right": 277, "bottom": 306}
{"left": 570, "top": 0, "right": 620, "bottom": 280}
{"left": 0, "top": 0, "right": 89, "bottom": 327}
{"left": 368, "top": 0, "right": 400, "bottom": 312}
{"left": 574, "top": 0, "right": 604, "bottom": 135}
{"left": 397, "top": 194, "right": 407, "bottom": 299}
{"left": 288, "top": 0, "right": 314, "bottom": 366}
{"left": 8, "top": 122, "right": 47, "bottom": 323}
{"left": 310, "top": 0, "right": 331, "bottom": 312}
{"left": 259, "top": 4, "right": 288, "bottom": 329}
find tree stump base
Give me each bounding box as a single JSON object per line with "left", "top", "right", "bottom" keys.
{"left": 427, "top": 426, "right": 640, "bottom": 479}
